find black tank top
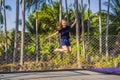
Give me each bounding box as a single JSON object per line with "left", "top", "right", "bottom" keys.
{"left": 58, "top": 26, "right": 71, "bottom": 39}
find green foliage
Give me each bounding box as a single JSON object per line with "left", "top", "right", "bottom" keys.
{"left": 26, "top": 2, "right": 60, "bottom": 35}
{"left": 104, "top": 0, "right": 120, "bottom": 34}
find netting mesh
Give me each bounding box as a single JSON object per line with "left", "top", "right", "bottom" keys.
{"left": 0, "top": 33, "right": 120, "bottom": 72}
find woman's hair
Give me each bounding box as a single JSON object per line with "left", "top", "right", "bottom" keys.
{"left": 56, "top": 19, "right": 66, "bottom": 31}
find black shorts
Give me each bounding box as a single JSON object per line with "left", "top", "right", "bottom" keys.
{"left": 60, "top": 39, "right": 70, "bottom": 47}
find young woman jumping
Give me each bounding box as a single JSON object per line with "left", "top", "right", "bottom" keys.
{"left": 46, "top": 19, "right": 76, "bottom": 53}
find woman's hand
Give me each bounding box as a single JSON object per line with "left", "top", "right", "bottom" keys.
{"left": 75, "top": 19, "right": 78, "bottom": 23}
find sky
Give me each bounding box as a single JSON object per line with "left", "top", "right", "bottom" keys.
{"left": 4, "top": 0, "right": 108, "bottom": 31}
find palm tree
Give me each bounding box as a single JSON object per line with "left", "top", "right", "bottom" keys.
{"left": 99, "top": 0, "right": 102, "bottom": 55}
{"left": 65, "top": 0, "right": 69, "bottom": 25}
{"left": 20, "top": 0, "right": 25, "bottom": 66}
{"left": 107, "top": 0, "right": 120, "bottom": 34}
{"left": 0, "top": 0, "right": 11, "bottom": 26}
{"left": 3, "top": 0, "right": 8, "bottom": 63}
{"left": 25, "top": 0, "right": 40, "bottom": 63}
{"left": 13, "top": 0, "right": 19, "bottom": 63}
{"left": 25, "top": 0, "right": 53, "bottom": 63}
{"left": 75, "top": 0, "right": 80, "bottom": 68}
{"left": 104, "top": 0, "right": 120, "bottom": 55}
{"left": 81, "top": 0, "right": 85, "bottom": 59}
{"left": 106, "top": 0, "right": 110, "bottom": 57}
{"left": 0, "top": 0, "right": 11, "bottom": 63}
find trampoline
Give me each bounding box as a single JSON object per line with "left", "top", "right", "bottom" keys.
{"left": 0, "top": 70, "right": 120, "bottom": 80}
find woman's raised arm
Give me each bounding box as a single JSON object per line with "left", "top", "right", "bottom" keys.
{"left": 71, "top": 19, "right": 77, "bottom": 28}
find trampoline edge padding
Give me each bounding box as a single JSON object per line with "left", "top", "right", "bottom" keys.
{"left": 0, "top": 68, "right": 87, "bottom": 74}
{"left": 89, "top": 68, "right": 120, "bottom": 75}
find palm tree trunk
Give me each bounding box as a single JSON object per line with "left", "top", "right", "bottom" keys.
{"left": 0, "top": 0, "right": 2, "bottom": 25}
{"left": 65, "top": 0, "right": 69, "bottom": 25}
{"left": 13, "top": 0, "right": 19, "bottom": 63}
{"left": 59, "top": 0, "right": 62, "bottom": 59}
{"left": 20, "top": 0, "right": 25, "bottom": 66}
{"left": 99, "top": 0, "right": 102, "bottom": 55}
{"left": 75, "top": 0, "right": 80, "bottom": 68}
{"left": 59, "top": 0, "right": 62, "bottom": 21}
{"left": 106, "top": 0, "right": 110, "bottom": 57}
{"left": 3, "top": 0, "right": 8, "bottom": 63}
{"left": 81, "top": 0, "right": 86, "bottom": 60}
{"left": 87, "top": 0, "right": 90, "bottom": 54}
{"left": 35, "top": 1, "right": 39, "bottom": 63}
{"left": 0, "top": 0, "right": 2, "bottom": 8}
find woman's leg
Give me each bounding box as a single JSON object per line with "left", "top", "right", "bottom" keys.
{"left": 55, "top": 46, "right": 69, "bottom": 53}
{"left": 68, "top": 46, "right": 72, "bottom": 53}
